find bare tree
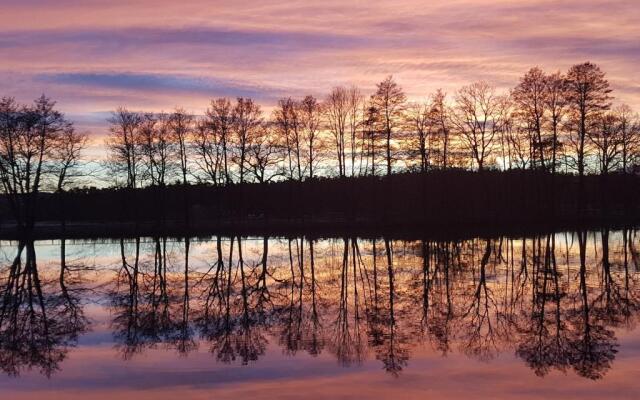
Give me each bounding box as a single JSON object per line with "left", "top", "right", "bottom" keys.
{"left": 361, "top": 102, "right": 382, "bottom": 176}
{"left": 565, "top": 62, "right": 612, "bottom": 177}
{"left": 613, "top": 104, "right": 640, "bottom": 173}
{"left": 589, "top": 112, "right": 623, "bottom": 174}
{"left": 193, "top": 117, "right": 221, "bottom": 185}
{"left": 169, "top": 108, "right": 193, "bottom": 185}
{"left": 452, "top": 82, "right": 501, "bottom": 171}
{"left": 346, "top": 87, "right": 363, "bottom": 176}
{"left": 545, "top": 72, "right": 568, "bottom": 174}
{"left": 407, "top": 101, "right": 431, "bottom": 172}
{"left": 232, "top": 98, "right": 262, "bottom": 184}
{"left": 80, "top": 63, "right": 636, "bottom": 189}
{"left": 206, "top": 98, "right": 234, "bottom": 185}
{"left": 370, "top": 76, "right": 406, "bottom": 176}
{"left": 139, "top": 113, "right": 159, "bottom": 185}
{"left": 247, "top": 123, "right": 284, "bottom": 183}
{"left": 513, "top": 67, "right": 548, "bottom": 170}
{"left": 299, "top": 95, "right": 323, "bottom": 179}
{"left": 139, "top": 113, "right": 173, "bottom": 186}
{"left": 274, "top": 98, "right": 305, "bottom": 180}
{"left": 325, "top": 87, "right": 349, "bottom": 177}
{"left": 54, "top": 126, "right": 87, "bottom": 191}
{"left": 106, "top": 107, "right": 143, "bottom": 188}
{"left": 0, "top": 95, "right": 78, "bottom": 228}
{"left": 494, "top": 94, "right": 515, "bottom": 170}
{"left": 429, "top": 90, "right": 451, "bottom": 169}
{"left": 508, "top": 124, "right": 533, "bottom": 169}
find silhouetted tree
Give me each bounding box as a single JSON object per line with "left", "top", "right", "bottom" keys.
{"left": 206, "top": 98, "right": 234, "bottom": 184}
{"left": 494, "top": 95, "right": 515, "bottom": 170}
{"left": 193, "top": 116, "right": 221, "bottom": 184}
{"left": 452, "top": 82, "right": 501, "bottom": 170}
{"left": 299, "top": 95, "right": 323, "bottom": 179}
{"left": 429, "top": 89, "right": 452, "bottom": 169}
{"left": 85, "top": 63, "right": 636, "bottom": 187}
{"left": 107, "top": 107, "right": 143, "bottom": 188}
{"left": 232, "top": 98, "right": 262, "bottom": 184}
{"left": 274, "top": 98, "right": 304, "bottom": 180}
{"left": 325, "top": 87, "right": 350, "bottom": 177}
{"left": 565, "top": 62, "right": 612, "bottom": 177}
{"left": 589, "top": 112, "right": 623, "bottom": 174}
{"left": 545, "top": 71, "right": 568, "bottom": 174}
{"left": 247, "top": 123, "right": 284, "bottom": 183}
{"left": 346, "top": 87, "right": 364, "bottom": 176}
{"left": 169, "top": 108, "right": 194, "bottom": 185}
{"left": 370, "top": 76, "right": 406, "bottom": 176}
{"left": 613, "top": 104, "right": 640, "bottom": 173}
{"left": 407, "top": 101, "right": 431, "bottom": 172}
{"left": 361, "top": 102, "right": 383, "bottom": 176}
{"left": 0, "top": 95, "right": 79, "bottom": 229}
{"left": 139, "top": 112, "right": 172, "bottom": 186}
{"left": 513, "top": 67, "right": 549, "bottom": 169}
{"left": 54, "top": 126, "right": 87, "bottom": 191}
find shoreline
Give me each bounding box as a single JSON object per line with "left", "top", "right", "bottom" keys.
{"left": 1, "top": 216, "right": 637, "bottom": 241}
{"left": 1, "top": 170, "right": 639, "bottom": 240}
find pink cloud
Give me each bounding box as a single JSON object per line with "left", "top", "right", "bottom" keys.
{"left": 0, "top": 0, "right": 637, "bottom": 137}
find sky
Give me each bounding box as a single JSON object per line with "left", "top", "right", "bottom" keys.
{"left": 1, "top": 0, "right": 639, "bottom": 136}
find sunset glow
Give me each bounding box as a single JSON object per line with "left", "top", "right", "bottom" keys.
{"left": 1, "top": 0, "right": 639, "bottom": 135}
{"left": 2, "top": 3, "right": 640, "bottom": 399}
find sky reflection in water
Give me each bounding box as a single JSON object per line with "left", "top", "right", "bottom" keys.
{"left": 0, "top": 230, "right": 639, "bottom": 399}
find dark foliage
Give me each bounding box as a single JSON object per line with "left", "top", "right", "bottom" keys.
{"left": 1, "top": 169, "right": 638, "bottom": 238}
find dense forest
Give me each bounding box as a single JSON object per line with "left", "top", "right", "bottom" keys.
{"left": 0, "top": 61, "right": 639, "bottom": 234}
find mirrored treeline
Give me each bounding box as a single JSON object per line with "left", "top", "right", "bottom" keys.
{"left": 0, "top": 229, "right": 639, "bottom": 379}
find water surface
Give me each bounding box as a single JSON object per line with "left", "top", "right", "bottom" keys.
{"left": 1, "top": 230, "right": 639, "bottom": 399}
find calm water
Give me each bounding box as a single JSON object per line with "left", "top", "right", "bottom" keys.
{"left": 1, "top": 230, "right": 639, "bottom": 399}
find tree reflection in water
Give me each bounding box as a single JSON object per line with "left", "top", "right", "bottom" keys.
{"left": 0, "top": 239, "right": 90, "bottom": 377}
{"left": 1, "top": 229, "right": 639, "bottom": 379}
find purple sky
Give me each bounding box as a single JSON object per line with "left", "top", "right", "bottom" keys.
{"left": 1, "top": 0, "right": 639, "bottom": 136}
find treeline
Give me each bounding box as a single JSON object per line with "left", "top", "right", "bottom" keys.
{"left": 105, "top": 61, "right": 640, "bottom": 189}
{"left": 1, "top": 61, "right": 640, "bottom": 231}
{"left": 5, "top": 170, "right": 638, "bottom": 239}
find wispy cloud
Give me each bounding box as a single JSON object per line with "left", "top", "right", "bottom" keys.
{"left": 0, "top": 0, "right": 638, "bottom": 135}
{"left": 38, "top": 72, "right": 285, "bottom": 101}
{"left": 0, "top": 26, "right": 363, "bottom": 51}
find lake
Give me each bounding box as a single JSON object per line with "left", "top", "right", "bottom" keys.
{"left": 0, "top": 229, "right": 639, "bottom": 399}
